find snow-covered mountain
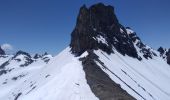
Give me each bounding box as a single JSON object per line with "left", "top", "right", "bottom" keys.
{"left": 0, "top": 50, "right": 53, "bottom": 99}
{"left": 1, "top": 3, "right": 170, "bottom": 100}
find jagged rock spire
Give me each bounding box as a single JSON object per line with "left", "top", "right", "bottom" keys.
{"left": 158, "top": 47, "right": 165, "bottom": 56}
{"left": 70, "top": 3, "right": 140, "bottom": 59}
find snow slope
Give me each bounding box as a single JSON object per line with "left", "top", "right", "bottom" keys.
{"left": 0, "top": 52, "right": 53, "bottom": 99}
{"left": 1, "top": 46, "right": 170, "bottom": 100}
{"left": 0, "top": 48, "right": 98, "bottom": 100}
{"left": 94, "top": 49, "right": 170, "bottom": 100}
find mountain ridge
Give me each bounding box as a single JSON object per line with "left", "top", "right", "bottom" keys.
{"left": 70, "top": 3, "right": 170, "bottom": 100}
{"left": 0, "top": 3, "right": 170, "bottom": 100}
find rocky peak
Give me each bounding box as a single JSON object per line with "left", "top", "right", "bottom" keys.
{"left": 165, "top": 49, "right": 170, "bottom": 56}
{"left": 157, "top": 47, "right": 170, "bottom": 65}
{"left": 12, "top": 51, "right": 33, "bottom": 67}
{"left": 157, "top": 47, "right": 168, "bottom": 57}
{"left": 127, "top": 27, "right": 157, "bottom": 59}
{"left": 13, "top": 50, "right": 31, "bottom": 58}
{"left": 33, "top": 54, "right": 42, "bottom": 59}
{"left": 42, "top": 52, "right": 48, "bottom": 56}
{"left": 126, "top": 27, "right": 141, "bottom": 43}
{"left": 0, "top": 46, "right": 5, "bottom": 55}
{"left": 77, "top": 3, "right": 119, "bottom": 32}
{"left": 70, "top": 3, "right": 140, "bottom": 59}
{"left": 158, "top": 47, "right": 165, "bottom": 56}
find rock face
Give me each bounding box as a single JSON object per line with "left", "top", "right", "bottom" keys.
{"left": 80, "top": 51, "right": 136, "bottom": 100}
{"left": 158, "top": 47, "right": 165, "bottom": 56}
{"left": 127, "top": 27, "right": 157, "bottom": 60}
{"left": 33, "top": 54, "right": 41, "bottom": 59}
{"left": 12, "top": 51, "right": 34, "bottom": 67}
{"left": 167, "top": 55, "right": 170, "bottom": 65}
{"left": 70, "top": 3, "right": 138, "bottom": 100}
{"left": 70, "top": 3, "right": 139, "bottom": 59}
{"left": 0, "top": 46, "right": 5, "bottom": 55}
{"left": 166, "top": 49, "right": 170, "bottom": 65}
{"left": 157, "top": 47, "right": 170, "bottom": 65}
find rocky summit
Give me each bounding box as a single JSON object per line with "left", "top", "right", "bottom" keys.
{"left": 70, "top": 3, "right": 139, "bottom": 59}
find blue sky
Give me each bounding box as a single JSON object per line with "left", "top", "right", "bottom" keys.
{"left": 0, "top": 0, "right": 170, "bottom": 55}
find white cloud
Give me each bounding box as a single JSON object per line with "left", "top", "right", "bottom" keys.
{"left": 1, "top": 43, "right": 13, "bottom": 51}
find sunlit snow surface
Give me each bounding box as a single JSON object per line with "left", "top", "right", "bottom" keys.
{"left": 0, "top": 46, "right": 170, "bottom": 100}
{"left": 0, "top": 48, "right": 98, "bottom": 100}
{"left": 94, "top": 49, "right": 170, "bottom": 100}
{"left": 93, "top": 35, "right": 108, "bottom": 46}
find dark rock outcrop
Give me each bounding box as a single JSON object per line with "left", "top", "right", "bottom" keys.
{"left": 13, "top": 51, "right": 32, "bottom": 58}
{"left": 80, "top": 51, "right": 136, "bottom": 100}
{"left": 158, "top": 47, "right": 165, "bottom": 56}
{"left": 42, "top": 56, "right": 50, "bottom": 63}
{"left": 0, "top": 46, "right": 5, "bottom": 55}
{"left": 70, "top": 3, "right": 139, "bottom": 59}
{"left": 0, "top": 61, "right": 9, "bottom": 69}
{"left": 166, "top": 49, "right": 170, "bottom": 65}
{"left": 34, "top": 53, "right": 51, "bottom": 63}
{"left": 127, "top": 27, "right": 157, "bottom": 59}
{"left": 34, "top": 54, "right": 41, "bottom": 59}
{"left": 13, "top": 51, "right": 34, "bottom": 67}
{"left": 157, "top": 47, "right": 170, "bottom": 65}
{"left": 167, "top": 55, "right": 170, "bottom": 65}
{"left": 43, "top": 52, "right": 48, "bottom": 56}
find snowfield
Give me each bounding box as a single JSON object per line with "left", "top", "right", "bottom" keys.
{"left": 0, "top": 48, "right": 98, "bottom": 100}
{"left": 0, "top": 47, "right": 170, "bottom": 100}
{"left": 94, "top": 49, "right": 170, "bottom": 100}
